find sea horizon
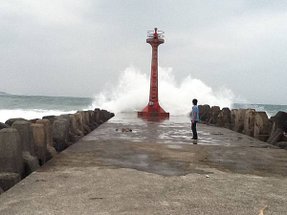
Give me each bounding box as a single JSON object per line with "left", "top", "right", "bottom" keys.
{"left": 0, "top": 93, "right": 287, "bottom": 123}
{"left": 1, "top": 92, "right": 286, "bottom": 106}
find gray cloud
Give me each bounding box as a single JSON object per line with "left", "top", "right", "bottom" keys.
{"left": 0, "top": 0, "right": 286, "bottom": 104}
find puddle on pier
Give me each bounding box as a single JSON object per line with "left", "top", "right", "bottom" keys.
{"left": 84, "top": 112, "right": 226, "bottom": 146}
{"left": 97, "top": 150, "right": 212, "bottom": 176}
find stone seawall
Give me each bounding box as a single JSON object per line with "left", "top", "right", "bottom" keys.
{"left": 199, "top": 104, "right": 287, "bottom": 148}
{"left": 0, "top": 109, "right": 114, "bottom": 193}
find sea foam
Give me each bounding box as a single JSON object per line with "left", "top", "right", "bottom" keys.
{"left": 0, "top": 67, "right": 235, "bottom": 123}
{"left": 92, "top": 66, "right": 234, "bottom": 115}
{"left": 0, "top": 109, "right": 74, "bottom": 123}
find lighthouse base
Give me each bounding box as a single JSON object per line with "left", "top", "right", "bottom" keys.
{"left": 137, "top": 104, "right": 169, "bottom": 121}
{"left": 137, "top": 111, "right": 169, "bottom": 121}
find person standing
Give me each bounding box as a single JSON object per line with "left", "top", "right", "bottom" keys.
{"left": 190, "top": 99, "right": 199, "bottom": 140}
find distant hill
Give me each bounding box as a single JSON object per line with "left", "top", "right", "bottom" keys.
{"left": 0, "top": 91, "right": 9, "bottom": 95}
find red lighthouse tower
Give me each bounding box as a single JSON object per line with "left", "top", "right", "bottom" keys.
{"left": 138, "top": 28, "right": 169, "bottom": 120}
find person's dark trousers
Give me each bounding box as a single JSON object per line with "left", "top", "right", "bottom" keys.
{"left": 191, "top": 121, "right": 198, "bottom": 139}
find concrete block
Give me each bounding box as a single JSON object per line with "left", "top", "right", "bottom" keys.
{"left": 83, "top": 124, "right": 91, "bottom": 134}
{"left": 46, "top": 144, "right": 58, "bottom": 160}
{"left": 88, "top": 110, "right": 98, "bottom": 130}
{"left": 267, "top": 111, "right": 287, "bottom": 144}
{"left": 277, "top": 141, "right": 287, "bottom": 149}
{"left": 270, "top": 111, "right": 287, "bottom": 131}
{"left": 36, "top": 119, "right": 53, "bottom": 146}
{"left": 29, "top": 118, "right": 40, "bottom": 123}
{"left": 233, "top": 109, "right": 246, "bottom": 133}
{"left": 52, "top": 118, "right": 70, "bottom": 152}
{"left": 208, "top": 106, "right": 221, "bottom": 124}
{"left": 0, "top": 172, "right": 21, "bottom": 191}
{"left": 78, "top": 111, "right": 91, "bottom": 134}
{"left": 69, "top": 115, "right": 83, "bottom": 143}
{"left": 84, "top": 111, "right": 94, "bottom": 130}
{"left": 0, "top": 122, "right": 9, "bottom": 130}
{"left": 36, "top": 119, "right": 56, "bottom": 161}
{"left": 244, "top": 109, "right": 256, "bottom": 137}
{"left": 5, "top": 118, "right": 27, "bottom": 127}
{"left": 217, "top": 107, "right": 231, "bottom": 128}
{"left": 74, "top": 112, "right": 84, "bottom": 134}
{"left": 268, "top": 128, "right": 284, "bottom": 145}
{"left": 230, "top": 109, "right": 237, "bottom": 130}
{"left": 31, "top": 123, "right": 47, "bottom": 165}
{"left": 42, "top": 115, "right": 57, "bottom": 126}
{"left": 94, "top": 108, "right": 101, "bottom": 123}
{"left": 12, "top": 120, "right": 35, "bottom": 156}
{"left": 254, "top": 112, "right": 271, "bottom": 141}
{"left": 78, "top": 111, "right": 86, "bottom": 124}
{"left": 198, "top": 104, "right": 211, "bottom": 123}
{"left": 69, "top": 115, "right": 84, "bottom": 137}
{"left": 88, "top": 110, "right": 94, "bottom": 123}
{"left": 22, "top": 151, "right": 40, "bottom": 176}
{"left": 0, "top": 128, "right": 23, "bottom": 175}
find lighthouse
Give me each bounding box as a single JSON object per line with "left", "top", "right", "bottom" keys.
{"left": 138, "top": 28, "right": 169, "bottom": 120}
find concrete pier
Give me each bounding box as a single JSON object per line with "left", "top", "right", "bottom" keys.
{"left": 0, "top": 113, "right": 286, "bottom": 214}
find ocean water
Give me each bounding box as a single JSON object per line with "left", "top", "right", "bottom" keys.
{"left": 0, "top": 94, "right": 93, "bottom": 123}
{"left": 0, "top": 93, "right": 286, "bottom": 124}
{"left": 232, "top": 103, "right": 287, "bottom": 118}
{"left": 1, "top": 67, "right": 286, "bottom": 123}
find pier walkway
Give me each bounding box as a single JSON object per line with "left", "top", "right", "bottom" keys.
{"left": 0, "top": 113, "right": 287, "bottom": 214}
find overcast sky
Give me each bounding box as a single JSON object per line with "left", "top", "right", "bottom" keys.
{"left": 0, "top": 0, "right": 286, "bottom": 104}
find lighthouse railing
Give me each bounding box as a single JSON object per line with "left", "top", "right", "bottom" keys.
{"left": 147, "top": 30, "right": 165, "bottom": 39}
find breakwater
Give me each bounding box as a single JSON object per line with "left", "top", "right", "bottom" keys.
{"left": 0, "top": 109, "right": 114, "bottom": 193}
{"left": 199, "top": 105, "right": 287, "bottom": 148}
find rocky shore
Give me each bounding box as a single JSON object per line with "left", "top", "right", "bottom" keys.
{"left": 0, "top": 109, "right": 114, "bottom": 193}
{"left": 198, "top": 105, "right": 287, "bottom": 148}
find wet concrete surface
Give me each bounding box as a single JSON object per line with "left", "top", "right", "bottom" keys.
{"left": 1, "top": 113, "right": 287, "bottom": 214}
{"left": 43, "top": 113, "right": 287, "bottom": 177}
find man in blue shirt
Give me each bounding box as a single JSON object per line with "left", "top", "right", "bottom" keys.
{"left": 190, "top": 98, "right": 199, "bottom": 140}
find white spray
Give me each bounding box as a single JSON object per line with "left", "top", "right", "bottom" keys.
{"left": 92, "top": 66, "right": 234, "bottom": 115}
